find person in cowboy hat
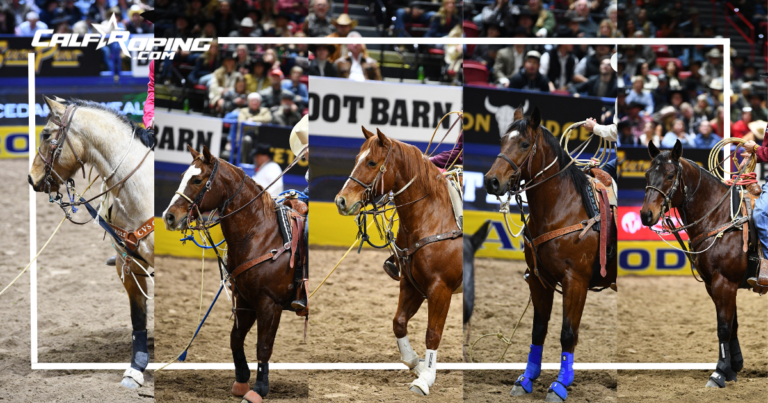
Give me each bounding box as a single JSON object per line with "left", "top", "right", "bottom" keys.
{"left": 335, "top": 37, "right": 382, "bottom": 81}
{"left": 307, "top": 44, "right": 338, "bottom": 77}
{"left": 327, "top": 13, "right": 357, "bottom": 61}
{"left": 701, "top": 47, "right": 723, "bottom": 84}
{"left": 229, "top": 15, "right": 263, "bottom": 37}
{"left": 251, "top": 143, "right": 284, "bottom": 198}
{"left": 288, "top": 115, "right": 309, "bottom": 310}
{"left": 741, "top": 74, "right": 768, "bottom": 287}
{"left": 126, "top": 5, "right": 153, "bottom": 34}
{"left": 303, "top": 0, "right": 335, "bottom": 37}
{"left": 581, "top": 51, "right": 618, "bottom": 182}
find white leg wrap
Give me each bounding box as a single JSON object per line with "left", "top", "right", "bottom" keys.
{"left": 397, "top": 336, "right": 419, "bottom": 369}
{"left": 121, "top": 367, "right": 144, "bottom": 388}
{"left": 409, "top": 349, "right": 437, "bottom": 395}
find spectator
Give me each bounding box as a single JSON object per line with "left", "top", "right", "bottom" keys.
{"left": 246, "top": 58, "right": 272, "bottom": 92}
{"left": 626, "top": 76, "right": 654, "bottom": 116}
{"left": 661, "top": 118, "right": 696, "bottom": 148}
{"left": 186, "top": 0, "right": 211, "bottom": 35}
{"left": 335, "top": 43, "right": 382, "bottom": 81}
{"left": 259, "top": 0, "right": 277, "bottom": 31}
{"left": 327, "top": 14, "right": 356, "bottom": 61}
{"left": 597, "top": 19, "right": 615, "bottom": 38}
{"left": 651, "top": 74, "right": 671, "bottom": 112}
{"left": 733, "top": 107, "right": 754, "bottom": 139}
{"left": 188, "top": 40, "right": 222, "bottom": 85}
{"left": 748, "top": 94, "right": 768, "bottom": 122}
{"left": 574, "top": 0, "right": 599, "bottom": 37}
{"left": 529, "top": 0, "right": 555, "bottom": 37}
{"left": 621, "top": 101, "right": 650, "bottom": 145}
{"left": 87, "top": 0, "right": 109, "bottom": 24}
{"left": 710, "top": 105, "right": 729, "bottom": 137}
{"left": 0, "top": 6, "right": 14, "bottom": 35}
{"left": 693, "top": 120, "right": 721, "bottom": 148}
{"left": 508, "top": 51, "right": 551, "bottom": 92}
{"left": 304, "top": 0, "right": 335, "bottom": 37}
{"left": 238, "top": 93, "right": 273, "bottom": 124}
{"left": 575, "top": 56, "right": 618, "bottom": 98}
{"left": 680, "top": 102, "right": 698, "bottom": 135}
{"left": 492, "top": 31, "right": 528, "bottom": 87}
{"left": 235, "top": 45, "right": 252, "bottom": 76}
{"left": 269, "top": 12, "right": 294, "bottom": 37}
{"left": 394, "top": 4, "right": 434, "bottom": 38}
{"left": 663, "top": 60, "right": 681, "bottom": 89}
{"left": 282, "top": 66, "right": 309, "bottom": 106}
{"left": 640, "top": 121, "right": 661, "bottom": 147}
{"left": 49, "top": 11, "right": 71, "bottom": 34}
{"left": 561, "top": 11, "right": 585, "bottom": 38}
{"left": 476, "top": 0, "right": 513, "bottom": 36}
{"left": 621, "top": 46, "right": 643, "bottom": 81}
{"left": 165, "top": 13, "right": 192, "bottom": 40}
{"left": 514, "top": 7, "right": 535, "bottom": 37}
{"left": 260, "top": 69, "right": 295, "bottom": 108}
{"left": 701, "top": 48, "right": 723, "bottom": 85}
{"left": 694, "top": 93, "right": 713, "bottom": 121}
{"left": 574, "top": 44, "right": 612, "bottom": 83}
{"left": 307, "top": 44, "right": 338, "bottom": 77}
{"left": 276, "top": 0, "right": 308, "bottom": 23}
{"left": 210, "top": 51, "right": 243, "bottom": 115}
{"left": 9, "top": 0, "right": 34, "bottom": 28}
{"left": 250, "top": 143, "right": 284, "bottom": 197}
{"left": 38, "top": 0, "right": 57, "bottom": 27}
{"left": 221, "top": 77, "right": 249, "bottom": 115}
{"left": 679, "top": 6, "right": 701, "bottom": 37}
{"left": 539, "top": 44, "right": 578, "bottom": 91}
{"left": 272, "top": 93, "right": 303, "bottom": 127}
{"left": 16, "top": 11, "right": 48, "bottom": 36}
{"left": 230, "top": 16, "right": 263, "bottom": 37}
{"left": 636, "top": 62, "right": 658, "bottom": 91}
{"left": 214, "top": 0, "right": 237, "bottom": 37}
{"left": 127, "top": 6, "right": 153, "bottom": 34}
{"left": 425, "top": 0, "right": 459, "bottom": 38}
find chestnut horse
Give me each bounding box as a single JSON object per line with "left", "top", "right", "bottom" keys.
{"left": 163, "top": 146, "right": 304, "bottom": 403}
{"left": 334, "top": 127, "right": 462, "bottom": 396}
{"left": 640, "top": 140, "right": 752, "bottom": 388}
{"left": 28, "top": 97, "right": 154, "bottom": 390}
{"left": 484, "top": 107, "right": 616, "bottom": 402}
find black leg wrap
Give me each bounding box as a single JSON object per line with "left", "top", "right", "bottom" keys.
{"left": 715, "top": 342, "right": 737, "bottom": 382}
{"left": 233, "top": 349, "right": 250, "bottom": 383}
{"left": 130, "top": 330, "right": 149, "bottom": 372}
{"left": 729, "top": 338, "right": 744, "bottom": 372}
{"left": 253, "top": 362, "right": 269, "bottom": 398}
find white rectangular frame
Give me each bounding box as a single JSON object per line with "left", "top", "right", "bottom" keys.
{"left": 29, "top": 37, "right": 730, "bottom": 371}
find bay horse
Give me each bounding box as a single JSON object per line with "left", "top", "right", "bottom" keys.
{"left": 640, "top": 140, "right": 752, "bottom": 388}
{"left": 163, "top": 145, "right": 306, "bottom": 403}
{"left": 28, "top": 96, "right": 154, "bottom": 390}
{"left": 334, "top": 127, "right": 463, "bottom": 396}
{"left": 484, "top": 107, "right": 616, "bottom": 402}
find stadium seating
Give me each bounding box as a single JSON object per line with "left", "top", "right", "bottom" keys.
{"left": 463, "top": 64, "right": 489, "bottom": 84}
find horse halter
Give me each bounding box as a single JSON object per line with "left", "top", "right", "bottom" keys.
{"left": 176, "top": 157, "right": 246, "bottom": 226}
{"left": 37, "top": 104, "right": 87, "bottom": 193}
{"left": 347, "top": 142, "right": 394, "bottom": 207}
{"left": 495, "top": 128, "right": 541, "bottom": 191}
{"left": 645, "top": 160, "right": 687, "bottom": 216}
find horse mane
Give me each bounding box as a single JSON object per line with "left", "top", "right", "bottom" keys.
{"left": 391, "top": 138, "right": 446, "bottom": 199}
{"left": 62, "top": 98, "right": 155, "bottom": 149}
{"left": 508, "top": 119, "right": 592, "bottom": 213}
{"left": 652, "top": 151, "right": 727, "bottom": 189}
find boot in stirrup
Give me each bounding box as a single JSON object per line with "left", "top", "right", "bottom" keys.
{"left": 747, "top": 258, "right": 768, "bottom": 291}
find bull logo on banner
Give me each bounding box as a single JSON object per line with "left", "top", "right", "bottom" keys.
{"left": 483, "top": 98, "right": 528, "bottom": 138}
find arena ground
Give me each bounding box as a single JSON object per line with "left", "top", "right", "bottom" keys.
{"left": 0, "top": 159, "right": 155, "bottom": 401}
{"left": 618, "top": 275, "right": 767, "bottom": 401}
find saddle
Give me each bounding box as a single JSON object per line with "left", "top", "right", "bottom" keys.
{"left": 229, "top": 195, "right": 309, "bottom": 316}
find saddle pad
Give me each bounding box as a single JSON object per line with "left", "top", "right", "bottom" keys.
{"left": 275, "top": 204, "right": 293, "bottom": 248}
{"left": 585, "top": 180, "right": 600, "bottom": 231}
{"left": 445, "top": 174, "right": 463, "bottom": 230}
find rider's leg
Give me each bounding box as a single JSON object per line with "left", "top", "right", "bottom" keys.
{"left": 750, "top": 182, "right": 768, "bottom": 287}
{"left": 603, "top": 158, "right": 618, "bottom": 183}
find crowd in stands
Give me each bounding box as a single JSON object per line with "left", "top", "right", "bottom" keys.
{"left": 466, "top": 43, "right": 618, "bottom": 99}
{"left": 465, "top": 0, "right": 618, "bottom": 39}
{"left": 615, "top": 45, "right": 768, "bottom": 150}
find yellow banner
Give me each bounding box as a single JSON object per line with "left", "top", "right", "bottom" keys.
{"left": 0, "top": 125, "right": 36, "bottom": 158}
{"left": 153, "top": 217, "right": 226, "bottom": 258}
{"left": 465, "top": 210, "right": 526, "bottom": 260}
{"left": 618, "top": 241, "right": 693, "bottom": 276}
{"left": 309, "top": 201, "right": 400, "bottom": 248}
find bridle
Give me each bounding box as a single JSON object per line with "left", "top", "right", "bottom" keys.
{"left": 176, "top": 156, "right": 247, "bottom": 229}
{"left": 644, "top": 158, "right": 705, "bottom": 232}
{"left": 347, "top": 141, "right": 394, "bottom": 207}
{"left": 37, "top": 104, "right": 86, "bottom": 194}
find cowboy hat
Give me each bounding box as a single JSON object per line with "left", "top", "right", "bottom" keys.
{"left": 706, "top": 47, "right": 722, "bottom": 58}
{"left": 709, "top": 77, "right": 724, "bottom": 91}
{"left": 290, "top": 115, "right": 309, "bottom": 158}
{"left": 748, "top": 120, "right": 767, "bottom": 140}
{"left": 334, "top": 13, "right": 358, "bottom": 28}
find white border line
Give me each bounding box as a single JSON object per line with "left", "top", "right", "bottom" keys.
{"left": 29, "top": 39, "right": 732, "bottom": 372}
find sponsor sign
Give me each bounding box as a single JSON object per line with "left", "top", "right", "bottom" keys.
{"left": 0, "top": 125, "right": 34, "bottom": 158}
{"left": 617, "top": 206, "right": 688, "bottom": 241}
{"left": 308, "top": 77, "right": 462, "bottom": 143}
{"left": 308, "top": 201, "right": 401, "bottom": 248}
{"left": 618, "top": 147, "right": 710, "bottom": 190}
{"left": 619, "top": 241, "right": 693, "bottom": 276}
{"left": 154, "top": 112, "right": 222, "bottom": 164}
{"left": 465, "top": 209, "right": 526, "bottom": 260}
{"left": 0, "top": 37, "right": 102, "bottom": 77}
{"left": 0, "top": 92, "right": 147, "bottom": 126}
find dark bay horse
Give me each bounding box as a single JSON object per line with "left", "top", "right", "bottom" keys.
{"left": 640, "top": 140, "right": 752, "bottom": 388}
{"left": 334, "top": 127, "right": 463, "bottom": 396}
{"left": 163, "top": 146, "right": 304, "bottom": 403}
{"left": 484, "top": 107, "right": 616, "bottom": 402}
{"left": 463, "top": 220, "right": 491, "bottom": 362}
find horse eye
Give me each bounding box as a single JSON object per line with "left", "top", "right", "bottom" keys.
{"left": 193, "top": 178, "right": 203, "bottom": 185}
{"left": 666, "top": 173, "right": 674, "bottom": 180}
{"left": 42, "top": 132, "right": 50, "bottom": 140}
{"left": 521, "top": 142, "right": 530, "bottom": 148}
{"left": 367, "top": 160, "right": 377, "bottom": 167}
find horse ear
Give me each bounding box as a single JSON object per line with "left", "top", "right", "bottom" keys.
{"left": 513, "top": 105, "right": 524, "bottom": 122}
{"left": 528, "top": 106, "right": 541, "bottom": 128}
{"left": 376, "top": 128, "right": 390, "bottom": 147}
{"left": 671, "top": 139, "right": 683, "bottom": 161}
{"left": 648, "top": 141, "right": 660, "bottom": 158}
{"left": 470, "top": 220, "right": 492, "bottom": 250}
{"left": 44, "top": 95, "right": 66, "bottom": 118}
{"left": 201, "top": 145, "right": 214, "bottom": 163}
{"left": 187, "top": 144, "right": 200, "bottom": 159}
{"left": 362, "top": 126, "right": 374, "bottom": 139}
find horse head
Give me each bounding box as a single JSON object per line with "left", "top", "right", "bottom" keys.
{"left": 163, "top": 145, "right": 228, "bottom": 231}
{"left": 640, "top": 140, "right": 686, "bottom": 226}
{"left": 484, "top": 105, "right": 543, "bottom": 196}
{"left": 335, "top": 126, "right": 397, "bottom": 216}
{"left": 29, "top": 96, "right": 87, "bottom": 193}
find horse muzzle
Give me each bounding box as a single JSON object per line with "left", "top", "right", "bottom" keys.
{"left": 484, "top": 175, "right": 508, "bottom": 196}
{"left": 28, "top": 174, "right": 57, "bottom": 193}
{"left": 163, "top": 211, "right": 189, "bottom": 231}
{"left": 639, "top": 208, "right": 658, "bottom": 227}
{"left": 335, "top": 195, "right": 361, "bottom": 216}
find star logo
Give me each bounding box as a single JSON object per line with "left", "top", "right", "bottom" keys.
{"left": 91, "top": 14, "right": 131, "bottom": 57}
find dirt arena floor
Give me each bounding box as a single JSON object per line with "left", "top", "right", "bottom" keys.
{"left": 309, "top": 247, "right": 463, "bottom": 397}
{"left": 308, "top": 370, "right": 462, "bottom": 402}
{"left": 0, "top": 159, "right": 155, "bottom": 401}
{"left": 154, "top": 255, "right": 309, "bottom": 401}
{"left": 618, "top": 276, "right": 768, "bottom": 402}
{"left": 463, "top": 370, "right": 617, "bottom": 403}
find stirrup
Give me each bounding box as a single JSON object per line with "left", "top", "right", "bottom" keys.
{"left": 291, "top": 298, "right": 307, "bottom": 310}
{"left": 106, "top": 255, "right": 117, "bottom": 266}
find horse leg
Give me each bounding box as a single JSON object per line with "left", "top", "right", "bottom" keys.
{"left": 511, "top": 273, "right": 554, "bottom": 396}
{"left": 546, "top": 279, "right": 587, "bottom": 402}
{"left": 730, "top": 310, "right": 744, "bottom": 372}
{"left": 230, "top": 304, "right": 257, "bottom": 397}
{"left": 115, "top": 261, "right": 149, "bottom": 390}
{"left": 393, "top": 279, "right": 425, "bottom": 376}
{"left": 241, "top": 297, "right": 283, "bottom": 403}
{"left": 409, "top": 283, "right": 452, "bottom": 396}
{"left": 705, "top": 276, "right": 739, "bottom": 388}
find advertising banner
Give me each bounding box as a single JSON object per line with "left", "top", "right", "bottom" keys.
{"left": 309, "top": 77, "right": 462, "bottom": 143}
{"left": 0, "top": 125, "right": 35, "bottom": 158}
{"left": 618, "top": 206, "right": 689, "bottom": 241}
{"left": 618, "top": 146, "right": 710, "bottom": 191}
{"left": 0, "top": 36, "right": 102, "bottom": 77}
{"left": 619, "top": 241, "right": 692, "bottom": 276}
{"left": 154, "top": 112, "right": 223, "bottom": 164}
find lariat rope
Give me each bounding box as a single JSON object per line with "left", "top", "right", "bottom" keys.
{"left": 467, "top": 295, "right": 531, "bottom": 363}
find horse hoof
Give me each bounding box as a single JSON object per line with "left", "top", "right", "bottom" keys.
{"left": 409, "top": 378, "right": 429, "bottom": 396}
{"left": 705, "top": 379, "right": 722, "bottom": 388}
{"left": 120, "top": 377, "right": 141, "bottom": 390}
{"left": 510, "top": 385, "right": 528, "bottom": 396}
{"left": 241, "top": 391, "right": 263, "bottom": 403}
{"left": 545, "top": 391, "right": 566, "bottom": 402}
{"left": 232, "top": 381, "right": 250, "bottom": 397}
